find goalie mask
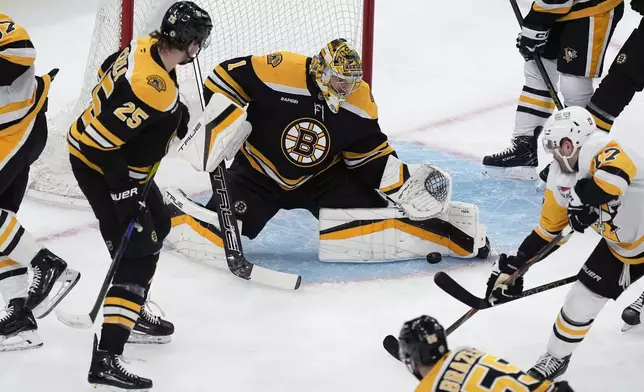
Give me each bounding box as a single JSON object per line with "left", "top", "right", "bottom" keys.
{"left": 310, "top": 38, "right": 363, "bottom": 113}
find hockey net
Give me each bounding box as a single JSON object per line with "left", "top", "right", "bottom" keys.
{"left": 30, "top": 0, "right": 375, "bottom": 207}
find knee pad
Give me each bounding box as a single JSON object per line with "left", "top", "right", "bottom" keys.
{"left": 561, "top": 281, "right": 608, "bottom": 323}
{"left": 112, "top": 253, "right": 159, "bottom": 290}
{"left": 560, "top": 74, "right": 594, "bottom": 108}
{"left": 524, "top": 58, "right": 559, "bottom": 90}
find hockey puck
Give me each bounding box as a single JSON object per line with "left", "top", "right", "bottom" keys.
{"left": 426, "top": 252, "right": 442, "bottom": 264}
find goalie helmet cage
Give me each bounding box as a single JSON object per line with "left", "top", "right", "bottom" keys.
{"left": 30, "top": 0, "right": 376, "bottom": 208}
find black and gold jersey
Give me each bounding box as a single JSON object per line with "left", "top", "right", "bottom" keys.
{"left": 526, "top": 0, "right": 622, "bottom": 25}
{"left": 68, "top": 36, "right": 181, "bottom": 190}
{"left": 0, "top": 13, "right": 54, "bottom": 169}
{"left": 203, "top": 51, "right": 397, "bottom": 192}
{"left": 416, "top": 347, "right": 554, "bottom": 392}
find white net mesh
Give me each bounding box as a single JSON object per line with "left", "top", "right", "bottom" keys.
{"left": 30, "top": 0, "right": 369, "bottom": 207}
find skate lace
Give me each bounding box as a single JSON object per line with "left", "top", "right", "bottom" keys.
{"left": 533, "top": 354, "right": 564, "bottom": 375}
{"left": 631, "top": 292, "right": 644, "bottom": 312}
{"left": 490, "top": 140, "right": 518, "bottom": 158}
{"left": 29, "top": 266, "right": 42, "bottom": 293}
{"left": 115, "top": 356, "right": 140, "bottom": 379}
{"left": 0, "top": 305, "right": 14, "bottom": 323}
{"left": 141, "top": 300, "right": 164, "bottom": 325}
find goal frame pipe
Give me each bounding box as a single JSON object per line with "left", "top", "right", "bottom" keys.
{"left": 119, "top": 0, "right": 375, "bottom": 83}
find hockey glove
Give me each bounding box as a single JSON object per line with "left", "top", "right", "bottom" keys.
{"left": 567, "top": 179, "right": 599, "bottom": 233}
{"left": 110, "top": 182, "right": 148, "bottom": 230}
{"left": 486, "top": 253, "right": 526, "bottom": 304}
{"left": 517, "top": 25, "right": 550, "bottom": 61}
{"left": 632, "top": 0, "right": 644, "bottom": 16}
{"left": 176, "top": 101, "right": 190, "bottom": 140}
{"left": 554, "top": 381, "right": 574, "bottom": 392}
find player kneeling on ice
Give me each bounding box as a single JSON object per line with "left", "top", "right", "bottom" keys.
{"left": 398, "top": 315, "right": 574, "bottom": 392}
{"left": 0, "top": 13, "right": 80, "bottom": 352}
{"left": 167, "top": 39, "right": 489, "bottom": 268}
{"left": 485, "top": 106, "right": 644, "bottom": 381}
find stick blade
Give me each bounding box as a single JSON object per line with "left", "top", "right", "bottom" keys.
{"left": 434, "top": 272, "right": 487, "bottom": 309}
{"left": 55, "top": 309, "right": 94, "bottom": 329}
{"left": 382, "top": 334, "right": 401, "bottom": 361}
{"left": 249, "top": 265, "right": 302, "bottom": 290}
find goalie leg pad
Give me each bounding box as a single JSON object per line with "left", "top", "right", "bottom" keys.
{"left": 318, "top": 202, "right": 486, "bottom": 263}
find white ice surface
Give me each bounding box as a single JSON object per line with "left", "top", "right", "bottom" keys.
{"left": 2, "top": 0, "right": 644, "bottom": 391}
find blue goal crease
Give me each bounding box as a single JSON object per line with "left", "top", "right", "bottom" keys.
{"left": 192, "top": 142, "right": 544, "bottom": 283}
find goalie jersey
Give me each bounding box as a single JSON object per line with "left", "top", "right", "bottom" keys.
{"left": 203, "top": 51, "right": 403, "bottom": 192}
{"left": 535, "top": 131, "right": 644, "bottom": 263}
{"left": 0, "top": 13, "right": 53, "bottom": 152}
{"left": 68, "top": 37, "right": 182, "bottom": 190}
{"left": 416, "top": 347, "right": 554, "bottom": 392}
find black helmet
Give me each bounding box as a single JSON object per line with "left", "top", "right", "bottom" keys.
{"left": 398, "top": 315, "right": 448, "bottom": 380}
{"left": 160, "top": 1, "right": 213, "bottom": 49}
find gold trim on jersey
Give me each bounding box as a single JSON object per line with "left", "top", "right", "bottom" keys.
{"left": 125, "top": 37, "right": 178, "bottom": 112}
{"left": 251, "top": 52, "right": 311, "bottom": 96}
{"left": 0, "top": 14, "right": 32, "bottom": 47}
{"left": 342, "top": 141, "right": 394, "bottom": 169}
{"left": 533, "top": 1, "right": 572, "bottom": 14}
{"left": 538, "top": 188, "right": 568, "bottom": 236}
{"left": 204, "top": 77, "right": 244, "bottom": 107}
{"left": 557, "top": 0, "right": 623, "bottom": 21}
{"left": 589, "top": 141, "right": 636, "bottom": 197}
{"left": 0, "top": 215, "right": 18, "bottom": 248}
{"left": 241, "top": 142, "right": 309, "bottom": 190}
{"left": 211, "top": 64, "right": 251, "bottom": 104}
{"left": 591, "top": 113, "right": 612, "bottom": 131}
{"left": 380, "top": 164, "right": 405, "bottom": 194}
{"left": 343, "top": 82, "right": 378, "bottom": 119}
{"left": 320, "top": 218, "right": 472, "bottom": 256}
{"left": 519, "top": 94, "right": 557, "bottom": 110}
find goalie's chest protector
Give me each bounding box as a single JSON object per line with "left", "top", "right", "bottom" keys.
{"left": 240, "top": 52, "right": 380, "bottom": 189}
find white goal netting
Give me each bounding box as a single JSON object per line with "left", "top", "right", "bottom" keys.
{"left": 31, "top": 0, "right": 371, "bottom": 207}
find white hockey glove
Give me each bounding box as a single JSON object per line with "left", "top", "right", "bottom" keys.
{"left": 388, "top": 163, "right": 452, "bottom": 221}
{"left": 178, "top": 93, "right": 251, "bottom": 172}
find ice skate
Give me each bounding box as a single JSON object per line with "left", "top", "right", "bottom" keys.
{"left": 482, "top": 127, "right": 541, "bottom": 180}
{"left": 527, "top": 352, "right": 571, "bottom": 381}
{"left": 88, "top": 335, "right": 153, "bottom": 391}
{"left": 0, "top": 297, "right": 42, "bottom": 352}
{"left": 622, "top": 291, "right": 644, "bottom": 332}
{"left": 26, "top": 248, "right": 81, "bottom": 319}
{"left": 127, "top": 302, "right": 174, "bottom": 345}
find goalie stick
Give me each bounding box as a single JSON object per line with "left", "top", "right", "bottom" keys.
{"left": 56, "top": 161, "right": 161, "bottom": 329}
{"left": 192, "top": 57, "right": 301, "bottom": 291}
{"left": 382, "top": 226, "right": 573, "bottom": 361}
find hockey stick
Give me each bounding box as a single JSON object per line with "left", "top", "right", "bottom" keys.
{"left": 191, "top": 58, "right": 301, "bottom": 290}
{"left": 509, "top": 0, "right": 564, "bottom": 110}
{"left": 56, "top": 161, "right": 161, "bottom": 329}
{"left": 382, "top": 272, "right": 577, "bottom": 360}
{"left": 435, "top": 273, "right": 577, "bottom": 310}
{"left": 382, "top": 226, "right": 573, "bottom": 361}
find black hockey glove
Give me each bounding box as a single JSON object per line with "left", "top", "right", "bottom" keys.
{"left": 110, "top": 182, "right": 148, "bottom": 229}
{"left": 632, "top": 0, "right": 644, "bottom": 16}
{"left": 517, "top": 25, "right": 550, "bottom": 61}
{"left": 567, "top": 179, "right": 599, "bottom": 233}
{"left": 485, "top": 253, "right": 526, "bottom": 304}
{"left": 176, "top": 101, "right": 190, "bottom": 140}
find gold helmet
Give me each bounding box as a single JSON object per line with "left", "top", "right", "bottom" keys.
{"left": 310, "top": 38, "right": 363, "bottom": 113}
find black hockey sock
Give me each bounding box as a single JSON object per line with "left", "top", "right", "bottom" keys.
{"left": 99, "top": 284, "right": 145, "bottom": 355}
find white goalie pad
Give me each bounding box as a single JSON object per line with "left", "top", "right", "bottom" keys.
{"left": 177, "top": 93, "right": 251, "bottom": 172}
{"left": 386, "top": 163, "right": 452, "bottom": 221}
{"left": 318, "top": 202, "right": 486, "bottom": 262}
{"left": 164, "top": 188, "right": 240, "bottom": 270}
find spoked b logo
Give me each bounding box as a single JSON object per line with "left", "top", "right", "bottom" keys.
{"left": 281, "top": 118, "right": 330, "bottom": 167}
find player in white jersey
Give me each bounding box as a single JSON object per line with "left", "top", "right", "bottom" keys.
{"left": 485, "top": 106, "right": 644, "bottom": 380}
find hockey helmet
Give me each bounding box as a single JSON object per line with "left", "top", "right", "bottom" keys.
{"left": 398, "top": 315, "right": 448, "bottom": 381}
{"left": 161, "top": 1, "right": 213, "bottom": 52}
{"left": 542, "top": 106, "right": 596, "bottom": 171}
{"left": 310, "top": 38, "right": 363, "bottom": 113}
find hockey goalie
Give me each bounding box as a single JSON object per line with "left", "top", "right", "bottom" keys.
{"left": 165, "top": 39, "right": 490, "bottom": 267}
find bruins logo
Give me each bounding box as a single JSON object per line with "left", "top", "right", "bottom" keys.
{"left": 281, "top": 118, "right": 330, "bottom": 167}
{"left": 267, "top": 53, "right": 283, "bottom": 68}
{"left": 147, "top": 75, "right": 167, "bottom": 92}
{"left": 151, "top": 230, "right": 158, "bottom": 243}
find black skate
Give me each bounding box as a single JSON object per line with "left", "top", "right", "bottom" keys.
{"left": 527, "top": 352, "right": 571, "bottom": 381}
{"left": 0, "top": 297, "right": 42, "bottom": 352}
{"left": 26, "top": 248, "right": 81, "bottom": 319}
{"left": 128, "top": 302, "right": 174, "bottom": 344}
{"left": 621, "top": 291, "right": 644, "bottom": 332}
{"left": 88, "top": 335, "right": 153, "bottom": 391}
{"left": 482, "top": 127, "right": 540, "bottom": 180}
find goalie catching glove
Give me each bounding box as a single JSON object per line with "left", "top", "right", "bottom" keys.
{"left": 177, "top": 93, "right": 251, "bottom": 172}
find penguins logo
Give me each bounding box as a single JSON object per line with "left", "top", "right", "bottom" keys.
{"left": 281, "top": 118, "right": 330, "bottom": 167}
{"left": 593, "top": 201, "right": 621, "bottom": 242}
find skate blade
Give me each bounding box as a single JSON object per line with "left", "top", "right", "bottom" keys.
{"left": 34, "top": 269, "right": 82, "bottom": 319}
{"left": 621, "top": 322, "right": 642, "bottom": 332}
{"left": 0, "top": 330, "right": 43, "bottom": 352}
{"left": 482, "top": 165, "right": 538, "bottom": 181}
{"left": 91, "top": 384, "right": 150, "bottom": 392}
{"left": 127, "top": 333, "right": 171, "bottom": 345}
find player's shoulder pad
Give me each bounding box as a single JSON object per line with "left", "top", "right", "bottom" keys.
{"left": 125, "top": 37, "right": 178, "bottom": 112}
{"left": 0, "top": 13, "right": 31, "bottom": 47}
{"left": 250, "top": 51, "right": 310, "bottom": 96}
{"left": 342, "top": 81, "right": 378, "bottom": 120}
